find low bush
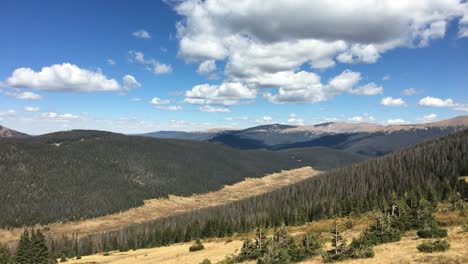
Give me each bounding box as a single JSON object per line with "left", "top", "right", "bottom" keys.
{"left": 417, "top": 227, "right": 448, "bottom": 238}
{"left": 199, "top": 258, "right": 211, "bottom": 264}
{"left": 417, "top": 240, "right": 450, "bottom": 253}
{"left": 189, "top": 239, "right": 205, "bottom": 252}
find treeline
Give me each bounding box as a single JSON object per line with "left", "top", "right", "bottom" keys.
{"left": 0, "top": 130, "right": 362, "bottom": 227}
{"left": 44, "top": 129, "right": 468, "bottom": 258}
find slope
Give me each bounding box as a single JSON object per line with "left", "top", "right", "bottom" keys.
{"left": 0, "top": 130, "right": 364, "bottom": 227}
{"left": 47, "top": 129, "right": 467, "bottom": 257}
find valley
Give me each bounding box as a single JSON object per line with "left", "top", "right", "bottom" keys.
{"left": 0, "top": 167, "right": 320, "bottom": 247}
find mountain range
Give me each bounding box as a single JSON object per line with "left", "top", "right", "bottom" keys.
{"left": 143, "top": 115, "right": 468, "bottom": 156}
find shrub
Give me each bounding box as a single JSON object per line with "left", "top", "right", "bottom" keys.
{"left": 199, "top": 258, "right": 211, "bottom": 264}
{"left": 103, "top": 251, "right": 110, "bottom": 256}
{"left": 417, "top": 227, "right": 448, "bottom": 238}
{"left": 218, "top": 255, "right": 237, "bottom": 264}
{"left": 59, "top": 254, "right": 67, "bottom": 262}
{"left": 348, "top": 238, "right": 375, "bottom": 259}
{"left": 189, "top": 239, "right": 205, "bottom": 252}
{"left": 322, "top": 251, "right": 350, "bottom": 263}
{"left": 417, "top": 240, "right": 450, "bottom": 253}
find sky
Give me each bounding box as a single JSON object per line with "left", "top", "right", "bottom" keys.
{"left": 1, "top": 0, "right": 468, "bottom": 135}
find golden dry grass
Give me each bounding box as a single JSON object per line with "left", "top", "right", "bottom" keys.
{"left": 60, "top": 215, "right": 468, "bottom": 264}
{"left": 0, "top": 167, "right": 320, "bottom": 247}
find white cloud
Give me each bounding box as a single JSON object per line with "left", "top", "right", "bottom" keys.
{"left": 6, "top": 63, "right": 120, "bottom": 92}
{"left": 350, "top": 83, "right": 383, "bottom": 95}
{"left": 0, "top": 109, "right": 16, "bottom": 117}
{"left": 197, "top": 60, "right": 216, "bottom": 75}
{"left": 381, "top": 97, "right": 406, "bottom": 106}
{"left": 107, "top": 59, "right": 116, "bottom": 66}
{"left": 24, "top": 106, "right": 40, "bottom": 112}
{"left": 129, "top": 51, "right": 172, "bottom": 75}
{"left": 122, "top": 75, "right": 141, "bottom": 91}
{"left": 386, "top": 118, "right": 406, "bottom": 125}
{"left": 130, "top": 97, "right": 142, "bottom": 102}
{"left": 175, "top": 0, "right": 468, "bottom": 83}
{"left": 453, "top": 104, "right": 468, "bottom": 112}
{"left": 132, "top": 29, "right": 151, "bottom": 39}
{"left": 419, "top": 113, "right": 438, "bottom": 122}
{"left": 402, "top": 88, "right": 422, "bottom": 96}
{"left": 349, "top": 116, "right": 364, "bottom": 122}
{"left": 185, "top": 82, "right": 256, "bottom": 105}
{"left": 10, "top": 91, "right": 42, "bottom": 100}
{"left": 225, "top": 116, "right": 248, "bottom": 121}
{"left": 287, "top": 113, "right": 304, "bottom": 125}
{"left": 150, "top": 97, "right": 170, "bottom": 105}
{"left": 60, "top": 113, "right": 80, "bottom": 119}
{"left": 254, "top": 116, "right": 273, "bottom": 124}
{"left": 383, "top": 74, "right": 391, "bottom": 81}
{"left": 156, "top": 105, "right": 182, "bottom": 111}
{"left": 199, "top": 105, "right": 230, "bottom": 113}
{"left": 153, "top": 63, "right": 172, "bottom": 74}
{"left": 262, "top": 70, "right": 381, "bottom": 104}
{"left": 418, "top": 96, "right": 455, "bottom": 107}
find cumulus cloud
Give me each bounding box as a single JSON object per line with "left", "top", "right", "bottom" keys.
{"left": 197, "top": 60, "right": 216, "bottom": 75}
{"left": 386, "top": 118, "right": 406, "bottom": 125}
{"left": 150, "top": 97, "right": 170, "bottom": 105}
{"left": 287, "top": 113, "right": 304, "bottom": 125}
{"left": 262, "top": 70, "right": 382, "bottom": 104}
{"left": 418, "top": 96, "right": 455, "bottom": 107}
{"left": 381, "top": 97, "right": 406, "bottom": 106}
{"left": 349, "top": 116, "right": 364, "bottom": 122}
{"left": 122, "top": 75, "right": 141, "bottom": 91}
{"left": 255, "top": 116, "right": 273, "bottom": 124}
{"left": 24, "top": 106, "right": 40, "bottom": 112}
{"left": 6, "top": 63, "right": 120, "bottom": 92}
{"left": 0, "top": 109, "right": 16, "bottom": 117}
{"left": 419, "top": 113, "right": 438, "bottom": 122}
{"left": 382, "top": 74, "right": 391, "bottom": 81}
{"left": 453, "top": 104, "right": 468, "bottom": 112}
{"left": 199, "top": 105, "right": 230, "bottom": 113}
{"left": 350, "top": 83, "right": 383, "bottom": 95}
{"left": 107, "top": 59, "right": 116, "bottom": 66}
{"left": 185, "top": 82, "right": 256, "bottom": 105}
{"left": 132, "top": 29, "right": 151, "bottom": 39}
{"left": 129, "top": 51, "right": 172, "bottom": 74}
{"left": 6, "top": 91, "right": 42, "bottom": 100}
{"left": 174, "top": 0, "right": 468, "bottom": 81}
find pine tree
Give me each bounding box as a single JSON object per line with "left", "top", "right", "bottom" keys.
{"left": 0, "top": 244, "right": 13, "bottom": 264}
{"left": 30, "top": 229, "right": 50, "bottom": 264}
{"left": 15, "top": 230, "right": 32, "bottom": 264}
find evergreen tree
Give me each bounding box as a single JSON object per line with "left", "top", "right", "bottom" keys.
{"left": 0, "top": 244, "right": 13, "bottom": 264}
{"left": 30, "top": 229, "right": 51, "bottom": 264}
{"left": 15, "top": 230, "right": 32, "bottom": 264}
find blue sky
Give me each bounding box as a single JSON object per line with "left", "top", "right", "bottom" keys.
{"left": 1, "top": 0, "right": 467, "bottom": 134}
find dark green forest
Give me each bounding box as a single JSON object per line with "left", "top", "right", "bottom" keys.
{"left": 44, "top": 129, "right": 468, "bottom": 258}
{"left": 0, "top": 130, "right": 364, "bottom": 227}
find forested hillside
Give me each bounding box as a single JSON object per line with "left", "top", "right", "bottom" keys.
{"left": 47, "top": 129, "right": 467, "bottom": 257}
{"left": 0, "top": 130, "right": 363, "bottom": 227}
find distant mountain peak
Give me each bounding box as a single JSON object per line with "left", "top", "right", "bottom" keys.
{"left": 0, "top": 125, "right": 29, "bottom": 138}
